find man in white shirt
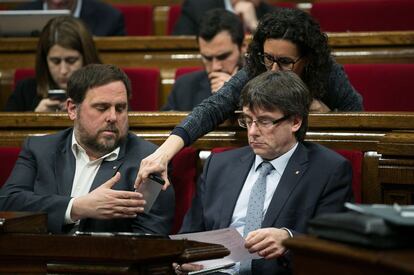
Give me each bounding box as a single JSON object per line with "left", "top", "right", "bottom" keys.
{"left": 177, "top": 71, "right": 353, "bottom": 274}
{"left": 0, "top": 64, "right": 174, "bottom": 234}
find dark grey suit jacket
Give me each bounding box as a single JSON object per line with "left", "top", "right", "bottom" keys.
{"left": 180, "top": 142, "right": 353, "bottom": 274}
{"left": 18, "top": 0, "right": 125, "bottom": 36}
{"left": 173, "top": 0, "right": 275, "bottom": 35}
{"left": 0, "top": 128, "right": 174, "bottom": 234}
{"left": 162, "top": 70, "right": 211, "bottom": 111}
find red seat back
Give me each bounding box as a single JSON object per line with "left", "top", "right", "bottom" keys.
{"left": 170, "top": 147, "right": 198, "bottom": 234}
{"left": 175, "top": 67, "right": 203, "bottom": 80}
{"left": 344, "top": 64, "right": 414, "bottom": 111}
{"left": 0, "top": 147, "right": 21, "bottom": 187}
{"left": 13, "top": 68, "right": 35, "bottom": 89}
{"left": 122, "top": 67, "right": 160, "bottom": 111}
{"left": 167, "top": 4, "right": 182, "bottom": 35}
{"left": 113, "top": 4, "right": 153, "bottom": 36}
{"left": 311, "top": 0, "right": 414, "bottom": 32}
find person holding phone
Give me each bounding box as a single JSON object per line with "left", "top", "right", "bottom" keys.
{"left": 4, "top": 16, "right": 101, "bottom": 112}
{"left": 0, "top": 64, "right": 175, "bottom": 235}
{"left": 162, "top": 9, "right": 247, "bottom": 111}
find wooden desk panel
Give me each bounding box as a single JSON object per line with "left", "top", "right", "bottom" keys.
{"left": 284, "top": 235, "right": 414, "bottom": 275}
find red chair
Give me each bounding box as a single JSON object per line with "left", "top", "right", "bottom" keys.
{"left": 344, "top": 63, "right": 414, "bottom": 111}
{"left": 166, "top": 4, "right": 182, "bottom": 35}
{"left": 113, "top": 4, "right": 153, "bottom": 36}
{"left": 0, "top": 147, "right": 21, "bottom": 187}
{"left": 13, "top": 68, "right": 35, "bottom": 89}
{"left": 123, "top": 67, "right": 160, "bottom": 111}
{"left": 170, "top": 147, "right": 199, "bottom": 234}
{"left": 311, "top": 0, "right": 414, "bottom": 32}
{"left": 174, "top": 66, "right": 203, "bottom": 80}
{"left": 211, "top": 147, "right": 362, "bottom": 203}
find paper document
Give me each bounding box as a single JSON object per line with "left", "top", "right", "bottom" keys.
{"left": 170, "top": 228, "right": 260, "bottom": 270}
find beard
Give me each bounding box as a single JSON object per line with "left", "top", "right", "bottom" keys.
{"left": 76, "top": 122, "right": 127, "bottom": 158}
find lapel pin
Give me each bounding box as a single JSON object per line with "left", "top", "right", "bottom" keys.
{"left": 295, "top": 170, "right": 300, "bottom": 175}
{"left": 112, "top": 166, "right": 117, "bottom": 170}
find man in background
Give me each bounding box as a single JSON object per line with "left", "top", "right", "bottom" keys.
{"left": 0, "top": 64, "right": 174, "bottom": 234}
{"left": 18, "top": 0, "right": 125, "bottom": 36}
{"left": 173, "top": 0, "right": 275, "bottom": 35}
{"left": 163, "top": 9, "right": 246, "bottom": 111}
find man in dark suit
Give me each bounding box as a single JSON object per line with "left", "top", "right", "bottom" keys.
{"left": 0, "top": 64, "right": 174, "bottom": 235}
{"left": 162, "top": 9, "right": 246, "bottom": 111}
{"left": 18, "top": 0, "right": 125, "bottom": 36}
{"left": 173, "top": 0, "right": 275, "bottom": 35}
{"left": 177, "top": 71, "right": 353, "bottom": 274}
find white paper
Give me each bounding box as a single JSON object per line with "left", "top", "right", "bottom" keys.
{"left": 170, "top": 228, "right": 261, "bottom": 269}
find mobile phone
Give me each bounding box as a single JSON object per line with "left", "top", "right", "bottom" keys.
{"left": 48, "top": 89, "right": 67, "bottom": 101}
{"left": 136, "top": 174, "right": 164, "bottom": 213}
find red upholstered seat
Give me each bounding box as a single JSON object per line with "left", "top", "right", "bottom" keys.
{"left": 170, "top": 147, "right": 199, "bottom": 234}
{"left": 13, "top": 67, "right": 160, "bottom": 111}
{"left": 174, "top": 67, "right": 203, "bottom": 80}
{"left": 211, "top": 147, "right": 363, "bottom": 203}
{"left": 344, "top": 64, "right": 414, "bottom": 111}
{"left": 13, "top": 68, "right": 35, "bottom": 89}
{"left": 167, "top": 4, "right": 182, "bottom": 35}
{"left": 123, "top": 67, "right": 160, "bottom": 111}
{"left": 311, "top": 0, "right": 414, "bottom": 32}
{"left": 113, "top": 4, "right": 153, "bottom": 36}
{"left": 0, "top": 147, "right": 21, "bottom": 187}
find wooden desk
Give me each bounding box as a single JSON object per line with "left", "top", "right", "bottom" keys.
{"left": 284, "top": 235, "right": 414, "bottom": 275}
{"left": 0, "top": 232, "right": 229, "bottom": 274}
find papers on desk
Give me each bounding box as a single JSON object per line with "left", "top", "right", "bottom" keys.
{"left": 170, "top": 228, "right": 261, "bottom": 270}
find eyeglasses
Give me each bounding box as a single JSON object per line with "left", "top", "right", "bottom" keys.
{"left": 238, "top": 115, "right": 290, "bottom": 129}
{"left": 259, "top": 52, "right": 301, "bottom": 71}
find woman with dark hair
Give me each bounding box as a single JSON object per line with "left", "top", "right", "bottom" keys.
{"left": 136, "top": 8, "right": 363, "bottom": 188}
{"left": 5, "top": 16, "right": 101, "bottom": 112}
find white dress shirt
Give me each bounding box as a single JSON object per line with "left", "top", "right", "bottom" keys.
{"left": 64, "top": 132, "right": 119, "bottom": 223}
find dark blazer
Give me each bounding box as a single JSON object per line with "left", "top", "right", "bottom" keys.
{"left": 162, "top": 70, "right": 211, "bottom": 111}
{"left": 173, "top": 0, "right": 276, "bottom": 35}
{"left": 18, "top": 0, "right": 125, "bottom": 36}
{"left": 180, "top": 143, "right": 353, "bottom": 274}
{"left": 4, "top": 78, "right": 41, "bottom": 111}
{"left": 0, "top": 128, "right": 175, "bottom": 235}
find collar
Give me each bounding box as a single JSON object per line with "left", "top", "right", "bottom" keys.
{"left": 224, "top": 0, "right": 234, "bottom": 12}
{"left": 71, "top": 130, "right": 119, "bottom": 162}
{"left": 254, "top": 142, "right": 298, "bottom": 175}
{"left": 43, "top": 0, "right": 82, "bottom": 17}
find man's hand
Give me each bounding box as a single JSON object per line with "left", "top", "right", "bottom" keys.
{"left": 310, "top": 99, "right": 331, "bottom": 112}
{"left": 244, "top": 228, "right": 290, "bottom": 259}
{"left": 71, "top": 172, "right": 146, "bottom": 221}
{"left": 233, "top": 1, "right": 259, "bottom": 32}
{"left": 172, "top": 262, "right": 203, "bottom": 275}
{"left": 209, "top": 71, "right": 233, "bottom": 93}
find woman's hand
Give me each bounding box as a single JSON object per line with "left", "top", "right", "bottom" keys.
{"left": 35, "top": 98, "right": 65, "bottom": 112}
{"left": 310, "top": 99, "right": 331, "bottom": 113}
{"left": 134, "top": 135, "right": 185, "bottom": 191}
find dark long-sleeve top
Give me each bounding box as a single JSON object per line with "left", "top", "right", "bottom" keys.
{"left": 171, "top": 61, "right": 363, "bottom": 146}
{"left": 4, "top": 78, "right": 41, "bottom": 111}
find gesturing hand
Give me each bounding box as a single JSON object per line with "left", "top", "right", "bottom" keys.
{"left": 71, "top": 172, "right": 146, "bottom": 221}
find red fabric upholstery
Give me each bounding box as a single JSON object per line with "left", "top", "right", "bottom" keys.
{"left": 170, "top": 147, "right": 198, "bottom": 234}
{"left": 344, "top": 63, "right": 414, "bottom": 111}
{"left": 175, "top": 66, "right": 203, "bottom": 80}
{"left": 311, "top": 0, "right": 414, "bottom": 32}
{"left": 0, "top": 147, "right": 21, "bottom": 187}
{"left": 212, "top": 147, "right": 362, "bottom": 203}
{"left": 334, "top": 149, "right": 363, "bottom": 203}
{"left": 13, "top": 68, "right": 35, "bottom": 90}
{"left": 113, "top": 4, "right": 153, "bottom": 36}
{"left": 122, "top": 67, "right": 160, "bottom": 111}
{"left": 167, "top": 4, "right": 182, "bottom": 35}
